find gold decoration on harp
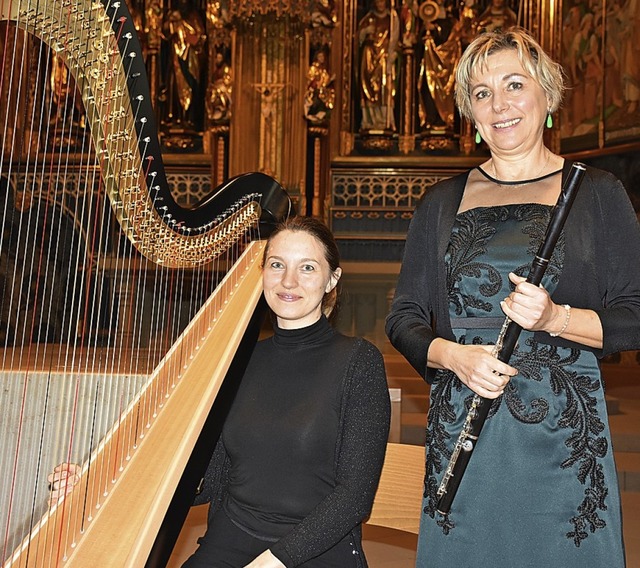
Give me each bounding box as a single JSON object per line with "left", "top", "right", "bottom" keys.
{"left": 0, "top": 0, "right": 260, "bottom": 269}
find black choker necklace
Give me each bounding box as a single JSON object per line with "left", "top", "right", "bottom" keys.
{"left": 477, "top": 165, "right": 563, "bottom": 186}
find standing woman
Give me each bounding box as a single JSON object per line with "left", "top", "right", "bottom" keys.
{"left": 183, "top": 217, "right": 391, "bottom": 567}
{"left": 386, "top": 28, "right": 640, "bottom": 567}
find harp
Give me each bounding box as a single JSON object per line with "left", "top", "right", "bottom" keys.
{"left": 0, "top": 1, "right": 291, "bottom": 566}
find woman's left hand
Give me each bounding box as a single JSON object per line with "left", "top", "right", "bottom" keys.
{"left": 47, "top": 463, "right": 82, "bottom": 505}
{"left": 500, "top": 272, "right": 558, "bottom": 332}
{"left": 243, "top": 550, "right": 286, "bottom": 568}
{"left": 501, "top": 272, "right": 604, "bottom": 348}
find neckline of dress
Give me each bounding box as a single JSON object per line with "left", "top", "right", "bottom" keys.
{"left": 477, "top": 165, "right": 563, "bottom": 187}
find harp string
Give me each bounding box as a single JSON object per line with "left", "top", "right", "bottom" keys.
{"left": 49, "top": 2, "right": 110, "bottom": 553}
{"left": 1, "top": 2, "right": 266, "bottom": 564}
{"left": 2, "top": 18, "right": 51, "bottom": 562}
{"left": 30, "top": 26, "right": 74, "bottom": 558}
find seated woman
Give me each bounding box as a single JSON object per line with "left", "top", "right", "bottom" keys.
{"left": 181, "top": 216, "right": 391, "bottom": 567}
{"left": 48, "top": 217, "right": 390, "bottom": 567}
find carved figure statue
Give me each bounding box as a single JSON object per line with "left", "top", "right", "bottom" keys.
{"left": 417, "top": 2, "right": 463, "bottom": 131}
{"left": 207, "top": 51, "right": 232, "bottom": 122}
{"left": 357, "top": 0, "right": 400, "bottom": 132}
{"left": 161, "top": 0, "right": 207, "bottom": 128}
{"left": 473, "top": 0, "right": 517, "bottom": 34}
{"left": 311, "top": 0, "right": 338, "bottom": 27}
{"left": 304, "top": 50, "right": 336, "bottom": 123}
{"left": 399, "top": 0, "right": 420, "bottom": 47}
{"left": 206, "top": 0, "right": 229, "bottom": 28}
{"left": 145, "top": 0, "right": 164, "bottom": 52}
{"left": 252, "top": 82, "right": 287, "bottom": 121}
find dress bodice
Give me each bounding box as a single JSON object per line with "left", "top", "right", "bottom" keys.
{"left": 445, "top": 203, "right": 563, "bottom": 330}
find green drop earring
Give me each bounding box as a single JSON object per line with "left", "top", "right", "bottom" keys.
{"left": 475, "top": 130, "right": 481, "bottom": 144}
{"left": 546, "top": 112, "right": 553, "bottom": 128}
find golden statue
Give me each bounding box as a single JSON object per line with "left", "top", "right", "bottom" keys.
{"left": 473, "top": 0, "right": 517, "bottom": 34}
{"left": 145, "top": 0, "right": 164, "bottom": 52}
{"left": 399, "top": 0, "right": 420, "bottom": 47}
{"left": 207, "top": 51, "right": 232, "bottom": 122}
{"left": 304, "top": 50, "right": 336, "bottom": 123}
{"left": 417, "top": 1, "right": 462, "bottom": 132}
{"left": 311, "top": 0, "right": 337, "bottom": 27}
{"left": 207, "top": 0, "right": 229, "bottom": 28}
{"left": 161, "top": 0, "right": 206, "bottom": 128}
{"left": 357, "top": 0, "right": 400, "bottom": 132}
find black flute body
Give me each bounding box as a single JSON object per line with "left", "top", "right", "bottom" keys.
{"left": 435, "top": 162, "right": 587, "bottom": 515}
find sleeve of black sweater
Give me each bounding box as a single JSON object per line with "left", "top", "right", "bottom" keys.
{"left": 591, "top": 174, "right": 640, "bottom": 355}
{"left": 269, "top": 340, "right": 391, "bottom": 567}
{"left": 385, "top": 193, "right": 439, "bottom": 382}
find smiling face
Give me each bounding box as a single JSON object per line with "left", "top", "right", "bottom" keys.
{"left": 470, "top": 48, "right": 550, "bottom": 157}
{"left": 262, "top": 230, "right": 342, "bottom": 330}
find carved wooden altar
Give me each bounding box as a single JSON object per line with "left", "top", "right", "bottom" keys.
{"left": 10, "top": 0, "right": 636, "bottom": 224}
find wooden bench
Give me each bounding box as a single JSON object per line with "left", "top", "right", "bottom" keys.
{"left": 366, "top": 442, "right": 424, "bottom": 535}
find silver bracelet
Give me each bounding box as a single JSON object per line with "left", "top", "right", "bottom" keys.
{"left": 550, "top": 304, "right": 571, "bottom": 337}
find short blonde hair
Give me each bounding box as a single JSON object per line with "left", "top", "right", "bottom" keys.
{"left": 454, "top": 27, "right": 565, "bottom": 120}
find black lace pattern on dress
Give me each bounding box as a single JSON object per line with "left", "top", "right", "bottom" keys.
{"left": 446, "top": 207, "right": 505, "bottom": 317}
{"left": 426, "top": 205, "right": 609, "bottom": 545}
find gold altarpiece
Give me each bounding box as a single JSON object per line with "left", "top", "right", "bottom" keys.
{"left": 0, "top": 0, "right": 636, "bottom": 341}
{"left": 3, "top": 0, "right": 632, "bottom": 316}
{"left": 7, "top": 0, "right": 635, "bottom": 221}
{"left": 227, "top": 17, "right": 308, "bottom": 194}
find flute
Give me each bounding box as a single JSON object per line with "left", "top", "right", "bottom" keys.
{"left": 436, "top": 162, "right": 587, "bottom": 516}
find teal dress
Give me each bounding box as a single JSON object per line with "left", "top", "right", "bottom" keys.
{"left": 416, "top": 204, "right": 625, "bottom": 567}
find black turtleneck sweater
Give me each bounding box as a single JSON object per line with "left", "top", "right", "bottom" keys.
{"left": 194, "top": 316, "right": 390, "bottom": 567}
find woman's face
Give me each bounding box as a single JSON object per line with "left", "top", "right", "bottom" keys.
{"left": 262, "top": 230, "right": 341, "bottom": 330}
{"left": 470, "top": 49, "right": 550, "bottom": 157}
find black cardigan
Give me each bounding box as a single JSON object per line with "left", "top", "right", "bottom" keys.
{"left": 386, "top": 161, "right": 640, "bottom": 382}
